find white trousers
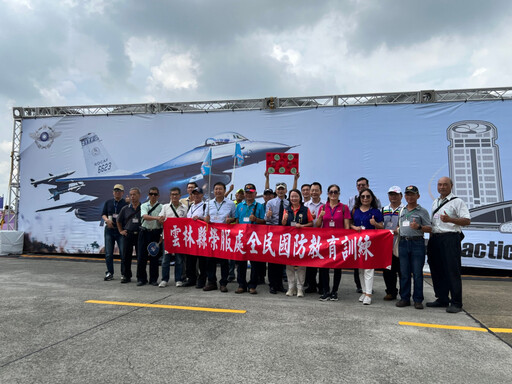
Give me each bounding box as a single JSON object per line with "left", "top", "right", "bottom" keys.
{"left": 286, "top": 265, "right": 306, "bottom": 290}
{"left": 359, "top": 268, "right": 374, "bottom": 295}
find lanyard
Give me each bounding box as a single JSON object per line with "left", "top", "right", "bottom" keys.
{"left": 402, "top": 207, "right": 418, "bottom": 220}
{"left": 191, "top": 203, "right": 204, "bottom": 217}
{"left": 214, "top": 200, "right": 225, "bottom": 214}
{"left": 327, "top": 202, "right": 342, "bottom": 219}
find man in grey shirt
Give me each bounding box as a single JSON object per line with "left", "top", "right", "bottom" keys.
{"left": 395, "top": 185, "right": 431, "bottom": 310}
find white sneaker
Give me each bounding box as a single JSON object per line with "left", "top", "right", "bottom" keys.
{"left": 176, "top": 281, "right": 183, "bottom": 287}
{"left": 359, "top": 294, "right": 365, "bottom": 302}
{"left": 363, "top": 296, "right": 372, "bottom": 305}
{"left": 297, "top": 289, "right": 304, "bottom": 298}
{"left": 158, "top": 281, "right": 168, "bottom": 288}
{"left": 286, "top": 288, "right": 296, "bottom": 296}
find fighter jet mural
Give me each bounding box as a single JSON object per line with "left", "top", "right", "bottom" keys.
{"left": 31, "top": 131, "right": 294, "bottom": 222}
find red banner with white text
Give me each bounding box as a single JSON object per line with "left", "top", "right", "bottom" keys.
{"left": 163, "top": 218, "right": 393, "bottom": 269}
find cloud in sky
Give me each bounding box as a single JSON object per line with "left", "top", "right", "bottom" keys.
{"left": 1, "top": 0, "right": 512, "bottom": 201}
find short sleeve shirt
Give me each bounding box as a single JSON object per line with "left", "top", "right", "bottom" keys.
{"left": 235, "top": 201, "right": 265, "bottom": 224}
{"left": 319, "top": 202, "right": 351, "bottom": 228}
{"left": 141, "top": 201, "right": 163, "bottom": 230}
{"left": 207, "top": 198, "right": 236, "bottom": 224}
{"left": 399, "top": 204, "right": 431, "bottom": 237}
{"left": 431, "top": 193, "right": 470, "bottom": 234}
{"left": 265, "top": 197, "right": 290, "bottom": 225}
{"left": 352, "top": 207, "right": 383, "bottom": 229}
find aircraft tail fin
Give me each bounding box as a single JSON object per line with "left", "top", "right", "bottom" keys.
{"left": 79, "top": 133, "right": 118, "bottom": 177}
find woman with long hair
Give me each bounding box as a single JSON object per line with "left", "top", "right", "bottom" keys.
{"left": 315, "top": 184, "right": 351, "bottom": 301}
{"left": 282, "top": 189, "right": 314, "bottom": 297}
{"left": 350, "top": 188, "right": 384, "bottom": 305}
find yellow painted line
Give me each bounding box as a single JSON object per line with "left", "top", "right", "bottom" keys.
{"left": 85, "top": 300, "right": 246, "bottom": 314}
{"left": 400, "top": 321, "right": 512, "bottom": 333}
{"left": 21, "top": 254, "right": 104, "bottom": 262}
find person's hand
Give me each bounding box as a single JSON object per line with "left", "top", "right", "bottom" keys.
{"left": 410, "top": 218, "right": 420, "bottom": 230}
{"left": 318, "top": 209, "right": 325, "bottom": 219}
{"left": 294, "top": 172, "right": 300, "bottom": 181}
{"left": 192, "top": 216, "right": 199, "bottom": 221}
{"left": 296, "top": 223, "right": 303, "bottom": 228}
{"left": 105, "top": 219, "right": 114, "bottom": 228}
{"left": 121, "top": 229, "right": 128, "bottom": 236}
{"left": 157, "top": 216, "right": 165, "bottom": 224}
{"left": 369, "top": 215, "right": 377, "bottom": 226}
{"left": 249, "top": 214, "right": 256, "bottom": 222}
{"left": 440, "top": 211, "right": 451, "bottom": 223}
{"left": 266, "top": 207, "right": 273, "bottom": 219}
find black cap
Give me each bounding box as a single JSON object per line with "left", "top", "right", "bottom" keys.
{"left": 405, "top": 185, "right": 419, "bottom": 194}
{"left": 191, "top": 187, "right": 204, "bottom": 194}
{"left": 263, "top": 188, "right": 273, "bottom": 195}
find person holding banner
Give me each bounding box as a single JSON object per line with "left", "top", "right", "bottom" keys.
{"left": 158, "top": 187, "right": 187, "bottom": 288}
{"left": 316, "top": 184, "right": 351, "bottom": 301}
{"left": 265, "top": 182, "right": 290, "bottom": 294}
{"left": 282, "top": 189, "right": 314, "bottom": 297}
{"left": 180, "top": 182, "right": 198, "bottom": 212}
{"left": 234, "top": 183, "right": 266, "bottom": 294}
{"left": 381, "top": 186, "right": 404, "bottom": 301}
{"left": 137, "top": 187, "right": 163, "bottom": 286}
{"left": 183, "top": 187, "right": 208, "bottom": 289}
{"left": 350, "top": 188, "right": 384, "bottom": 305}
{"left": 305, "top": 182, "right": 324, "bottom": 293}
{"left": 204, "top": 182, "right": 236, "bottom": 292}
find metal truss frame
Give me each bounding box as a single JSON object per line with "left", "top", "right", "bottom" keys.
{"left": 8, "top": 86, "right": 512, "bottom": 229}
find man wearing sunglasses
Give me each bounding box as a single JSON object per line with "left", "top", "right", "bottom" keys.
{"left": 137, "top": 187, "right": 163, "bottom": 286}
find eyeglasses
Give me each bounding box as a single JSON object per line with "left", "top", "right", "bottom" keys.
{"left": 360, "top": 195, "right": 371, "bottom": 199}
{"left": 328, "top": 190, "right": 339, "bottom": 195}
{"left": 170, "top": 193, "right": 180, "bottom": 196}
{"left": 149, "top": 193, "right": 159, "bottom": 196}
{"left": 357, "top": 183, "right": 368, "bottom": 188}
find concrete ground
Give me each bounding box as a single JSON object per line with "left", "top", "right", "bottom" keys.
{"left": 0, "top": 255, "right": 511, "bottom": 384}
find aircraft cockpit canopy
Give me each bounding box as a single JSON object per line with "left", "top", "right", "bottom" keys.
{"left": 204, "top": 132, "right": 248, "bottom": 146}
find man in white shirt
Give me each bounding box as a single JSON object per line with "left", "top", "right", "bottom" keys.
{"left": 425, "top": 177, "right": 470, "bottom": 313}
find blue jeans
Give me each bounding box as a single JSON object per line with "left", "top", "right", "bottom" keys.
{"left": 399, "top": 238, "right": 426, "bottom": 303}
{"left": 161, "top": 253, "right": 184, "bottom": 283}
{"left": 104, "top": 228, "right": 125, "bottom": 276}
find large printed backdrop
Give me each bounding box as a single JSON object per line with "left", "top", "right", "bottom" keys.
{"left": 18, "top": 101, "right": 512, "bottom": 269}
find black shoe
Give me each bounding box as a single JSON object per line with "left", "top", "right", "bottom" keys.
{"left": 319, "top": 292, "right": 331, "bottom": 301}
{"left": 269, "top": 287, "right": 277, "bottom": 294}
{"left": 150, "top": 282, "right": 159, "bottom": 286}
{"left": 277, "top": 286, "right": 286, "bottom": 293}
{"left": 196, "top": 284, "right": 205, "bottom": 289}
{"left": 414, "top": 302, "right": 424, "bottom": 310}
{"left": 182, "top": 281, "right": 195, "bottom": 287}
{"left": 446, "top": 305, "right": 462, "bottom": 313}
{"left": 426, "top": 300, "right": 449, "bottom": 308}
{"left": 227, "top": 275, "right": 235, "bottom": 282}
{"left": 356, "top": 288, "right": 363, "bottom": 294}
{"left": 396, "top": 300, "right": 411, "bottom": 307}
{"left": 104, "top": 272, "right": 113, "bottom": 281}
{"left": 305, "top": 286, "right": 317, "bottom": 294}
{"left": 120, "top": 276, "right": 131, "bottom": 283}
{"left": 136, "top": 281, "right": 147, "bottom": 286}
{"left": 330, "top": 292, "right": 339, "bottom": 301}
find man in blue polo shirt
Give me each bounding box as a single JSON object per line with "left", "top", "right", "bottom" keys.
{"left": 234, "top": 183, "right": 266, "bottom": 294}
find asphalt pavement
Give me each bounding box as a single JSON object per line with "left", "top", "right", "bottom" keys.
{"left": 0, "top": 255, "right": 511, "bottom": 384}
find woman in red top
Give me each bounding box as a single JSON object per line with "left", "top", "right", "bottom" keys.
{"left": 282, "top": 189, "right": 314, "bottom": 297}
{"left": 315, "top": 184, "right": 351, "bottom": 302}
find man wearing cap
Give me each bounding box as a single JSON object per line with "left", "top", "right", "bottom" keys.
{"left": 204, "top": 182, "right": 236, "bottom": 292}
{"left": 395, "top": 186, "right": 431, "bottom": 309}
{"left": 265, "top": 182, "right": 289, "bottom": 294}
{"left": 183, "top": 187, "right": 208, "bottom": 288}
{"left": 381, "top": 186, "right": 404, "bottom": 300}
{"left": 117, "top": 187, "right": 142, "bottom": 283}
{"left": 234, "top": 188, "right": 245, "bottom": 205}
{"left": 101, "top": 184, "right": 128, "bottom": 281}
{"left": 234, "top": 183, "right": 266, "bottom": 294}
{"left": 425, "top": 177, "right": 470, "bottom": 313}
{"left": 136, "top": 187, "right": 163, "bottom": 286}
{"left": 158, "top": 187, "right": 187, "bottom": 287}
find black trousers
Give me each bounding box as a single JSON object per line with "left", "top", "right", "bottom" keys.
{"left": 268, "top": 263, "right": 284, "bottom": 290}
{"left": 382, "top": 255, "right": 401, "bottom": 296}
{"left": 206, "top": 257, "right": 229, "bottom": 286}
{"left": 137, "top": 229, "right": 162, "bottom": 284}
{"left": 427, "top": 232, "right": 463, "bottom": 307}
{"left": 237, "top": 261, "right": 265, "bottom": 289}
{"left": 319, "top": 268, "right": 342, "bottom": 294}
{"left": 186, "top": 255, "right": 208, "bottom": 286}
{"left": 122, "top": 231, "right": 139, "bottom": 280}
{"left": 305, "top": 267, "right": 319, "bottom": 291}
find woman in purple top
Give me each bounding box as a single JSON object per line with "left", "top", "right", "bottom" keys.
{"left": 350, "top": 188, "right": 384, "bottom": 305}
{"left": 315, "top": 184, "right": 351, "bottom": 302}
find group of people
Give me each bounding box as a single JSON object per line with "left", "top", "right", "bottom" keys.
{"left": 101, "top": 174, "right": 470, "bottom": 313}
